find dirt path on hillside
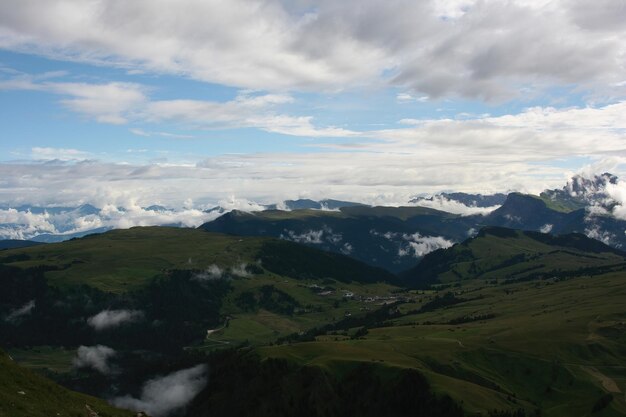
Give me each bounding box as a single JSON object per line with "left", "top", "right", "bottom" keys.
{"left": 581, "top": 366, "right": 621, "bottom": 393}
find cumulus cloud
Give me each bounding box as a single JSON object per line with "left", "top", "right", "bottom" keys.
{"left": 5, "top": 300, "right": 35, "bottom": 323}
{"left": 399, "top": 233, "right": 455, "bottom": 257}
{"left": 0, "top": 202, "right": 223, "bottom": 240}
{"left": 73, "top": 345, "right": 116, "bottom": 374}
{"left": 87, "top": 309, "right": 143, "bottom": 331}
{"left": 112, "top": 364, "right": 208, "bottom": 417}
{"left": 540, "top": 224, "right": 553, "bottom": 233}
{"left": 0, "top": 209, "right": 57, "bottom": 239}
{"left": 603, "top": 180, "right": 626, "bottom": 221}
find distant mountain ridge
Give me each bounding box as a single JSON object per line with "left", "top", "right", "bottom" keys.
{"left": 0, "top": 240, "right": 44, "bottom": 250}
{"left": 199, "top": 179, "right": 626, "bottom": 273}
{"left": 2, "top": 173, "right": 626, "bottom": 257}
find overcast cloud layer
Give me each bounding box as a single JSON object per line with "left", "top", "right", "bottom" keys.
{"left": 1, "top": 0, "right": 625, "bottom": 97}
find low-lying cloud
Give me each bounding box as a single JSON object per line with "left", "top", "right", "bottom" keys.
{"left": 192, "top": 264, "right": 224, "bottom": 281}
{"left": 73, "top": 345, "right": 116, "bottom": 374}
{"left": 399, "top": 233, "right": 455, "bottom": 257}
{"left": 410, "top": 196, "right": 501, "bottom": 216}
{"left": 540, "top": 224, "right": 554, "bottom": 233}
{"left": 0, "top": 203, "right": 223, "bottom": 241}
{"left": 112, "top": 364, "right": 208, "bottom": 417}
{"left": 281, "top": 227, "right": 343, "bottom": 245}
{"left": 87, "top": 309, "right": 143, "bottom": 331}
{"left": 230, "top": 263, "right": 251, "bottom": 278}
{"left": 4, "top": 300, "right": 35, "bottom": 323}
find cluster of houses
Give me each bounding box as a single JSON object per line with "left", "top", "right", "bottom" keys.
{"left": 306, "top": 283, "right": 410, "bottom": 305}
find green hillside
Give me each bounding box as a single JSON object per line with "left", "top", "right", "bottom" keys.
{"left": 0, "top": 350, "right": 133, "bottom": 417}
{"left": 402, "top": 227, "right": 626, "bottom": 287}
{"left": 0, "top": 226, "right": 398, "bottom": 365}
{"left": 200, "top": 206, "right": 474, "bottom": 273}
{"left": 0, "top": 226, "right": 394, "bottom": 293}
{"left": 259, "top": 269, "right": 626, "bottom": 417}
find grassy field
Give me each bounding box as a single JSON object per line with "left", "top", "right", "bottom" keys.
{"left": 0, "top": 227, "right": 266, "bottom": 292}
{"left": 7, "top": 346, "right": 75, "bottom": 373}
{"left": 0, "top": 350, "right": 133, "bottom": 417}
{"left": 0, "top": 226, "right": 392, "bottom": 293}
{"left": 405, "top": 227, "right": 626, "bottom": 286}
{"left": 259, "top": 271, "right": 626, "bottom": 417}
{"left": 196, "top": 271, "right": 400, "bottom": 347}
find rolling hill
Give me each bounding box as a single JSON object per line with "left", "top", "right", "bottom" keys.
{"left": 199, "top": 206, "right": 476, "bottom": 272}
{"left": 401, "top": 226, "right": 626, "bottom": 287}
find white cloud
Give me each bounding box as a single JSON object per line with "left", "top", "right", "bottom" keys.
{"left": 112, "top": 364, "right": 207, "bottom": 417}
{"left": 399, "top": 233, "right": 455, "bottom": 257}
{"left": 1, "top": 74, "right": 350, "bottom": 136}
{"left": 411, "top": 196, "right": 500, "bottom": 216}
{"left": 0, "top": 209, "right": 57, "bottom": 239}
{"left": 1, "top": 1, "right": 624, "bottom": 98}
{"left": 1, "top": 98, "right": 626, "bottom": 215}
{"left": 87, "top": 309, "right": 143, "bottom": 331}
{"left": 604, "top": 182, "right": 626, "bottom": 219}
{"left": 31, "top": 147, "right": 91, "bottom": 161}
{"left": 0, "top": 76, "right": 147, "bottom": 125}
{"left": 192, "top": 264, "right": 224, "bottom": 281}
{"left": 540, "top": 224, "right": 553, "bottom": 233}
{"left": 585, "top": 225, "right": 615, "bottom": 246}
{"left": 396, "top": 93, "right": 429, "bottom": 103}
{"left": 0, "top": 203, "right": 223, "bottom": 240}
{"left": 230, "top": 263, "right": 251, "bottom": 278}
{"left": 73, "top": 345, "right": 116, "bottom": 374}
{"left": 50, "top": 82, "right": 147, "bottom": 124}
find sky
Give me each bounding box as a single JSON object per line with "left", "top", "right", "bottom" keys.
{"left": 1, "top": 0, "right": 626, "bottom": 209}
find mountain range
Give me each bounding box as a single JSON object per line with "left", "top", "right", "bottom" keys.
{"left": 3, "top": 172, "right": 626, "bottom": 278}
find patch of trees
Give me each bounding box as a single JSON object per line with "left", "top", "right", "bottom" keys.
{"left": 276, "top": 302, "right": 402, "bottom": 344}
{"left": 447, "top": 313, "right": 495, "bottom": 325}
{"left": 0, "top": 267, "right": 231, "bottom": 353}
{"left": 591, "top": 393, "right": 613, "bottom": 413}
{"left": 235, "top": 285, "right": 301, "bottom": 316}
{"left": 189, "top": 350, "right": 464, "bottom": 417}
{"left": 413, "top": 292, "right": 467, "bottom": 314}
{"left": 501, "top": 263, "right": 626, "bottom": 285}
{"left": 258, "top": 240, "right": 398, "bottom": 284}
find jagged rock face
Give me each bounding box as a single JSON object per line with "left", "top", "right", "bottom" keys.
{"left": 541, "top": 172, "right": 618, "bottom": 209}
{"left": 567, "top": 172, "right": 617, "bottom": 197}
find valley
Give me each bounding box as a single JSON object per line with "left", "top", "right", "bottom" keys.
{"left": 1, "top": 224, "right": 625, "bottom": 416}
